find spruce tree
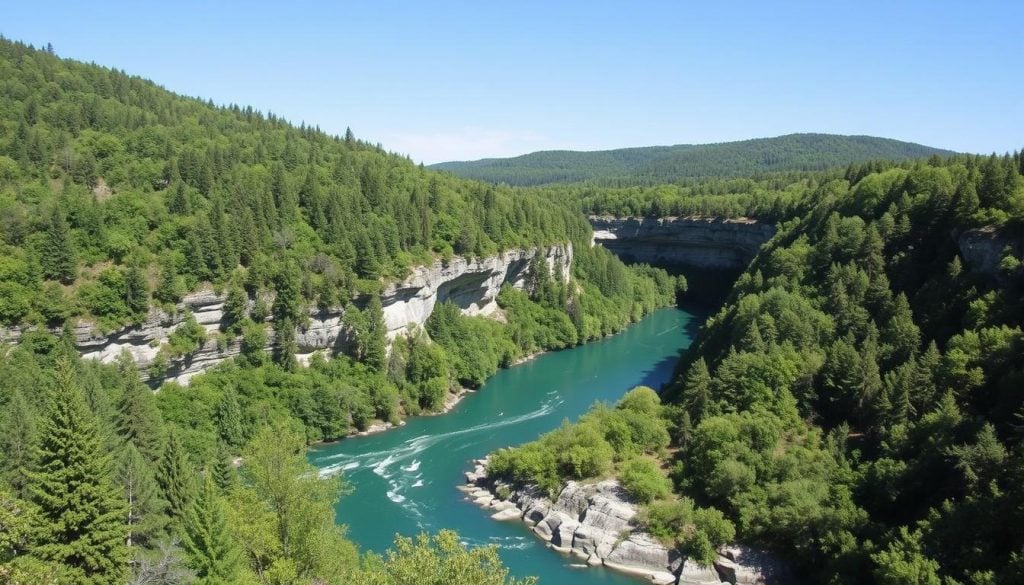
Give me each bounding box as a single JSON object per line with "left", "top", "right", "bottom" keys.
{"left": 272, "top": 262, "right": 303, "bottom": 370}
{"left": 362, "top": 295, "right": 388, "bottom": 372}
{"left": 221, "top": 285, "right": 248, "bottom": 335}
{"left": 211, "top": 443, "right": 237, "bottom": 492}
{"left": 157, "top": 430, "right": 195, "bottom": 526}
{"left": 115, "top": 354, "right": 165, "bottom": 461}
{"left": 116, "top": 443, "right": 167, "bottom": 549}
{"left": 39, "top": 205, "right": 76, "bottom": 283}
{"left": 153, "top": 254, "right": 183, "bottom": 305}
{"left": 0, "top": 388, "right": 37, "bottom": 499}
{"left": 214, "top": 390, "right": 244, "bottom": 448}
{"left": 123, "top": 262, "right": 150, "bottom": 319}
{"left": 681, "top": 357, "right": 712, "bottom": 420}
{"left": 27, "top": 358, "right": 128, "bottom": 585}
{"left": 180, "top": 474, "right": 238, "bottom": 584}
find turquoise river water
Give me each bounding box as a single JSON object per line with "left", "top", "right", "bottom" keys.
{"left": 309, "top": 306, "right": 704, "bottom": 584}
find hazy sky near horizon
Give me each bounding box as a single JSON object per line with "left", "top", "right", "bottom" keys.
{"left": 4, "top": 1, "right": 1022, "bottom": 163}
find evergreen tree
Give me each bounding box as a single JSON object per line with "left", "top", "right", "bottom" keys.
{"left": 211, "top": 444, "right": 237, "bottom": 492}
{"left": 214, "top": 390, "right": 244, "bottom": 448}
{"left": 180, "top": 474, "right": 238, "bottom": 584}
{"left": 123, "top": 262, "right": 149, "bottom": 319}
{"left": 116, "top": 442, "right": 167, "bottom": 549}
{"left": 361, "top": 295, "right": 388, "bottom": 372}
{"left": 166, "top": 181, "right": 190, "bottom": 215}
{"left": 221, "top": 285, "right": 248, "bottom": 335}
{"left": 27, "top": 358, "right": 128, "bottom": 585}
{"left": 0, "top": 388, "right": 37, "bottom": 499}
{"left": 157, "top": 430, "right": 195, "bottom": 526}
{"left": 272, "top": 262, "right": 303, "bottom": 370}
{"left": 681, "top": 357, "right": 712, "bottom": 420}
{"left": 153, "top": 255, "right": 183, "bottom": 305}
{"left": 115, "top": 355, "right": 165, "bottom": 461}
{"left": 39, "top": 205, "right": 76, "bottom": 284}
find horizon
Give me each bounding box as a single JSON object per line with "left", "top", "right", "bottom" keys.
{"left": 3, "top": 1, "right": 1022, "bottom": 164}
{"left": 429, "top": 132, "right": 964, "bottom": 165}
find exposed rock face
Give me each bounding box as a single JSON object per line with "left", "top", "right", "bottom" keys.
{"left": 380, "top": 244, "right": 572, "bottom": 339}
{"left": 957, "top": 226, "right": 1021, "bottom": 280}
{"left": 461, "top": 457, "right": 794, "bottom": 584}
{"left": 589, "top": 216, "right": 775, "bottom": 270}
{"left": 0, "top": 245, "right": 571, "bottom": 387}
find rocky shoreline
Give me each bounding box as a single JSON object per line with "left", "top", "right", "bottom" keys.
{"left": 459, "top": 457, "right": 792, "bottom": 585}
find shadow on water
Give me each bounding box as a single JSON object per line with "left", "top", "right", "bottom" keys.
{"left": 638, "top": 354, "right": 683, "bottom": 389}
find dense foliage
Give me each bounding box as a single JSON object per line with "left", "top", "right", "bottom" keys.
{"left": 0, "top": 39, "right": 691, "bottom": 585}
{"left": 0, "top": 37, "right": 588, "bottom": 331}
{"left": 662, "top": 153, "right": 1024, "bottom": 582}
{"left": 0, "top": 340, "right": 535, "bottom": 585}
{"left": 487, "top": 387, "right": 734, "bottom": 565}
{"left": 431, "top": 134, "right": 953, "bottom": 187}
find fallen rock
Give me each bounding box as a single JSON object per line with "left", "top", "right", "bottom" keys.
{"left": 491, "top": 508, "right": 522, "bottom": 521}
{"left": 714, "top": 544, "right": 793, "bottom": 584}
{"left": 679, "top": 558, "right": 728, "bottom": 585}
{"left": 605, "top": 533, "right": 682, "bottom": 576}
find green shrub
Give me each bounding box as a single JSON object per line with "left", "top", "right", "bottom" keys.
{"left": 619, "top": 457, "right": 672, "bottom": 504}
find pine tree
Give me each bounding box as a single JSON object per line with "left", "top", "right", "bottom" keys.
{"left": 39, "top": 205, "right": 76, "bottom": 283}
{"left": 157, "top": 430, "right": 195, "bottom": 526}
{"left": 27, "top": 358, "right": 128, "bottom": 585}
{"left": 180, "top": 474, "right": 238, "bottom": 584}
{"left": 116, "top": 442, "right": 167, "bottom": 549}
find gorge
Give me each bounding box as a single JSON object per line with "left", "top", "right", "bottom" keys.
{"left": 309, "top": 307, "right": 705, "bottom": 585}
{"left": 588, "top": 216, "right": 776, "bottom": 271}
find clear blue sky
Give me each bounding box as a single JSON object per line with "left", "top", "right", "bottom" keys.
{"left": 4, "top": 1, "right": 1022, "bottom": 163}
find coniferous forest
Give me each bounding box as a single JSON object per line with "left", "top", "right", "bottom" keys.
{"left": 1, "top": 30, "right": 1024, "bottom": 585}
{"left": 0, "top": 38, "right": 680, "bottom": 584}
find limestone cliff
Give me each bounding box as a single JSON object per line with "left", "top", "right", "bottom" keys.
{"left": 380, "top": 244, "right": 572, "bottom": 339}
{"left": 0, "top": 245, "right": 572, "bottom": 386}
{"left": 589, "top": 216, "right": 775, "bottom": 270}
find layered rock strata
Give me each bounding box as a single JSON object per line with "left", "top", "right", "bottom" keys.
{"left": 589, "top": 216, "right": 775, "bottom": 270}
{"left": 0, "top": 245, "right": 571, "bottom": 386}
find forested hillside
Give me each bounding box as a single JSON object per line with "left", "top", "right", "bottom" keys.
{"left": 0, "top": 39, "right": 685, "bottom": 584}
{"left": 431, "top": 134, "right": 954, "bottom": 186}
{"left": 0, "top": 38, "right": 591, "bottom": 332}
{"left": 489, "top": 152, "right": 1024, "bottom": 583}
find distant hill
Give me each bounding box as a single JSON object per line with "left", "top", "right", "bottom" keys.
{"left": 431, "top": 133, "right": 957, "bottom": 186}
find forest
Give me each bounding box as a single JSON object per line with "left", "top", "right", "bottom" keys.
{"left": 2, "top": 33, "right": 1024, "bottom": 585}
{"left": 430, "top": 134, "right": 953, "bottom": 187}
{"left": 492, "top": 151, "right": 1024, "bottom": 583}
{"left": 0, "top": 38, "right": 692, "bottom": 585}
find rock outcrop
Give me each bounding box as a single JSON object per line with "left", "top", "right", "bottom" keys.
{"left": 0, "top": 245, "right": 571, "bottom": 387}
{"left": 460, "top": 458, "right": 794, "bottom": 584}
{"left": 380, "top": 244, "right": 572, "bottom": 339}
{"left": 589, "top": 216, "right": 775, "bottom": 271}
{"left": 957, "top": 226, "right": 1021, "bottom": 280}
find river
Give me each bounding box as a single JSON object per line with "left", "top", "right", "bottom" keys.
{"left": 309, "top": 306, "right": 704, "bottom": 584}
